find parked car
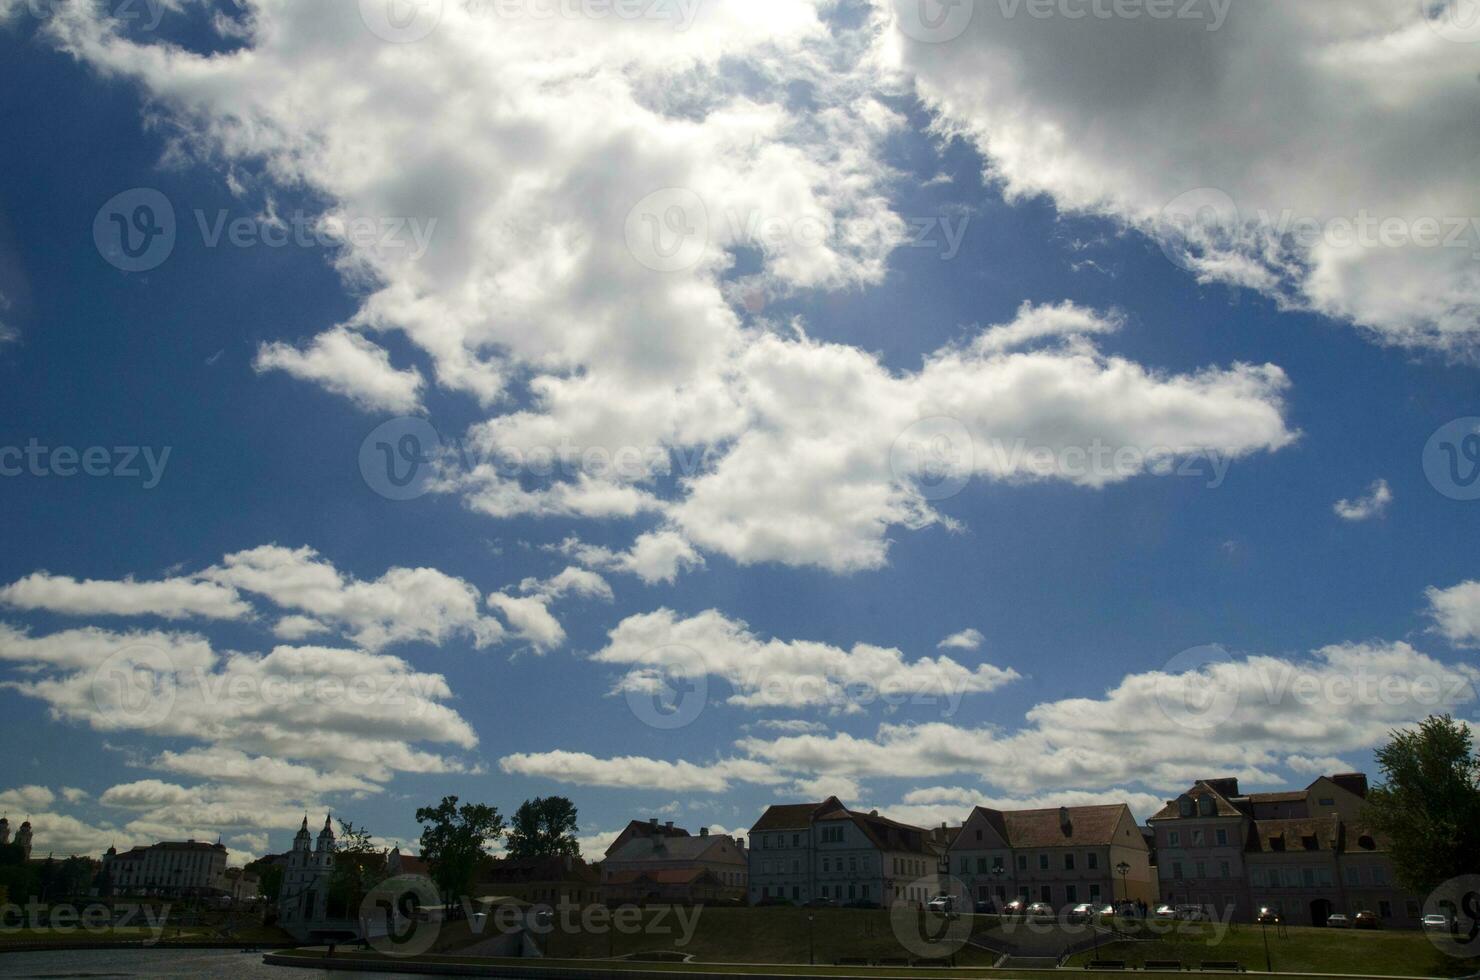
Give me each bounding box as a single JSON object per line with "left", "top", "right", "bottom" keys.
{"left": 1256, "top": 907, "right": 1280, "bottom": 925}
{"left": 1154, "top": 904, "right": 1178, "bottom": 920}
{"left": 974, "top": 899, "right": 997, "bottom": 915}
{"left": 1175, "top": 904, "right": 1206, "bottom": 921}
{"left": 1002, "top": 899, "right": 1027, "bottom": 918}
{"left": 1097, "top": 904, "right": 1117, "bottom": 917}
{"left": 1026, "top": 902, "right": 1055, "bottom": 921}
{"left": 1353, "top": 910, "right": 1381, "bottom": 930}
{"left": 926, "top": 895, "right": 957, "bottom": 917}
{"left": 1325, "top": 913, "right": 1351, "bottom": 928}
{"left": 805, "top": 897, "right": 836, "bottom": 909}
{"left": 1068, "top": 903, "right": 1097, "bottom": 923}
{"left": 1422, "top": 913, "right": 1450, "bottom": 931}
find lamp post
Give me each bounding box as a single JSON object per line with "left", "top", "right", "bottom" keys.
{"left": 1259, "top": 915, "right": 1273, "bottom": 972}
{"left": 1114, "top": 862, "right": 1131, "bottom": 935}
{"left": 807, "top": 913, "right": 815, "bottom": 965}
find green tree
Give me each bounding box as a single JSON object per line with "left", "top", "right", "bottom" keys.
{"left": 506, "top": 797, "right": 581, "bottom": 860}
{"left": 328, "top": 819, "right": 386, "bottom": 917}
{"left": 1364, "top": 714, "right": 1480, "bottom": 894}
{"left": 415, "top": 796, "right": 504, "bottom": 907}
{"left": 245, "top": 859, "right": 283, "bottom": 903}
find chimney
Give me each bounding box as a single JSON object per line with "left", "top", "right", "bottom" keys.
{"left": 1059, "top": 806, "right": 1072, "bottom": 835}
{"left": 736, "top": 837, "right": 745, "bottom": 849}
{"left": 649, "top": 817, "right": 658, "bottom": 828}
{"left": 700, "top": 827, "right": 709, "bottom": 837}
{"left": 665, "top": 821, "right": 674, "bottom": 830}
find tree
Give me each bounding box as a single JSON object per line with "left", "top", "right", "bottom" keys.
{"left": 329, "top": 819, "right": 386, "bottom": 918}
{"left": 415, "top": 796, "right": 504, "bottom": 907}
{"left": 1364, "top": 714, "right": 1480, "bottom": 894}
{"left": 506, "top": 797, "right": 581, "bottom": 860}
{"left": 245, "top": 858, "right": 283, "bottom": 903}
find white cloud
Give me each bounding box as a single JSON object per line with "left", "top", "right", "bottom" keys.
{"left": 0, "top": 785, "right": 56, "bottom": 812}
{"left": 0, "top": 572, "right": 251, "bottom": 620}
{"left": 498, "top": 751, "right": 781, "bottom": 793}
{"left": 937, "top": 629, "right": 984, "bottom": 651}
{"left": 878, "top": 1, "right": 1480, "bottom": 354}
{"left": 1334, "top": 479, "right": 1393, "bottom": 521}
{"left": 26, "top": 6, "right": 1296, "bottom": 575}
{"left": 203, "top": 544, "right": 506, "bottom": 650}
{"left": 255, "top": 327, "right": 424, "bottom": 414}
{"left": 1284, "top": 754, "right": 1354, "bottom": 776}
{"left": 553, "top": 531, "right": 706, "bottom": 585}
{"left": 593, "top": 608, "right": 1021, "bottom": 711}
{"left": 885, "top": 785, "right": 1166, "bottom": 828}
{"left": 520, "top": 639, "right": 1476, "bottom": 802}
{"left": 1426, "top": 580, "right": 1480, "bottom": 647}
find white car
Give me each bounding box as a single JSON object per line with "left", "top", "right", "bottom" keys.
{"left": 1153, "top": 904, "right": 1178, "bottom": 919}
{"left": 1027, "top": 902, "right": 1055, "bottom": 920}
{"left": 926, "top": 895, "right": 958, "bottom": 916}
{"left": 1068, "top": 903, "right": 1097, "bottom": 923}
{"left": 1422, "top": 913, "right": 1450, "bottom": 931}
{"left": 1325, "top": 913, "right": 1350, "bottom": 928}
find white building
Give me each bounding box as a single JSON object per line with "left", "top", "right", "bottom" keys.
{"left": 279, "top": 814, "right": 336, "bottom": 936}
{"left": 102, "top": 839, "right": 229, "bottom": 896}
{"left": 747, "top": 797, "right": 945, "bottom": 907}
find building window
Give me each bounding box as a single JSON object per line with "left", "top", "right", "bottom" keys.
{"left": 793, "top": 834, "right": 800, "bottom": 847}
{"left": 1066, "top": 885, "right": 1077, "bottom": 903}
{"left": 1017, "top": 855, "right": 1028, "bottom": 872}
{"left": 822, "top": 858, "right": 830, "bottom": 872}
{"left": 1172, "top": 861, "right": 1184, "bottom": 880}
{"left": 1344, "top": 866, "right": 1360, "bottom": 886}
{"left": 1040, "top": 885, "right": 1052, "bottom": 903}
{"left": 977, "top": 857, "right": 988, "bottom": 873}
{"left": 1089, "top": 884, "right": 1101, "bottom": 900}
{"left": 1064, "top": 854, "right": 1075, "bottom": 871}
{"left": 1372, "top": 866, "right": 1386, "bottom": 885}
{"left": 1379, "top": 901, "right": 1392, "bottom": 918}
{"left": 1039, "top": 854, "right": 1049, "bottom": 871}
{"left": 850, "top": 857, "right": 857, "bottom": 872}
{"left": 1191, "top": 830, "right": 1205, "bottom": 846}
{"left": 1318, "top": 798, "right": 1335, "bottom": 807}
{"left": 1087, "top": 853, "right": 1098, "bottom": 870}
{"left": 1215, "top": 829, "right": 1228, "bottom": 846}
{"left": 1168, "top": 831, "right": 1180, "bottom": 847}
{"left": 975, "top": 829, "right": 982, "bottom": 841}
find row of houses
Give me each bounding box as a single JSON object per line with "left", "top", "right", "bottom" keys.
{"left": 497, "top": 771, "right": 1423, "bottom": 929}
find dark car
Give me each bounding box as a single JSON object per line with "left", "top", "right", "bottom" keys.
{"left": 974, "top": 899, "right": 997, "bottom": 915}
{"left": 1256, "top": 907, "right": 1280, "bottom": 924}
{"left": 1353, "top": 910, "right": 1381, "bottom": 930}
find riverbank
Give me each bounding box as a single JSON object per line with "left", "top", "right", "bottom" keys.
{"left": 262, "top": 947, "right": 1473, "bottom": 980}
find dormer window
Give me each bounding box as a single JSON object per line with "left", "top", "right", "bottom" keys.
{"left": 1178, "top": 797, "right": 1194, "bottom": 817}
{"left": 1197, "top": 795, "right": 1215, "bottom": 817}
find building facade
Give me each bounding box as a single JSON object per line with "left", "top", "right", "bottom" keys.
{"left": 479, "top": 855, "right": 601, "bottom": 906}
{"left": 1149, "top": 773, "right": 1422, "bottom": 927}
{"left": 602, "top": 825, "right": 747, "bottom": 904}
{"left": 102, "top": 839, "right": 228, "bottom": 896}
{"left": 747, "top": 798, "right": 944, "bottom": 907}
{"left": 947, "top": 803, "right": 1157, "bottom": 910}
{"left": 1, "top": 818, "right": 33, "bottom": 860}
{"left": 279, "top": 814, "right": 337, "bottom": 935}
{"left": 603, "top": 818, "right": 693, "bottom": 859}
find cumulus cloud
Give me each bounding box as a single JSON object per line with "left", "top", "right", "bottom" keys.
{"left": 498, "top": 750, "right": 782, "bottom": 793}
{"left": 552, "top": 531, "right": 706, "bottom": 585}
{"left": 593, "top": 608, "right": 1020, "bottom": 712}
{"left": 505, "top": 639, "right": 1477, "bottom": 801}
{"left": 1334, "top": 479, "right": 1393, "bottom": 521}
{"left": 0, "top": 572, "right": 252, "bottom": 620}
{"left": 878, "top": 1, "right": 1480, "bottom": 355}
{"left": 22, "top": 5, "right": 1297, "bottom": 574}
{"left": 938, "top": 629, "right": 984, "bottom": 651}
{"left": 1427, "top": 580, "right": 1480, "bottom": 647}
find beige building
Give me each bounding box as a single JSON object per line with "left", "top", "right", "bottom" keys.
{"left": 103, "top": 839, "right": 229, "bottom": 896}
{"left": 947, "top": 803, "right": 1156, "bottom": 910}
{"left": 1150, "top": 773, "right": 1422, "bottom": 927}
{"left": 601, "top": 825, "right": 746, "bottom": 904}
{"left": 748, "top": 797, "right": 945, "bottom": 907}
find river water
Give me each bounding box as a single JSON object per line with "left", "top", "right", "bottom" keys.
{"left": 0, "top": 947, "right": 438, "bottom": 978}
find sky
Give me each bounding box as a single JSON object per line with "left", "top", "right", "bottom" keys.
{"left": 0, "top": 0, "right": 1478, "bottom": 866}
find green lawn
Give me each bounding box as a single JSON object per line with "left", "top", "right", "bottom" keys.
{"left": 435, "top": 906, "right": 998, "bottom": 967}
{"left": 1065, "top": 920, "right": 1480, "bottom": 977}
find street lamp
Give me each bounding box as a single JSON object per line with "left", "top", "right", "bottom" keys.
{"left": 1259, "top": 913, "right": 1273, "bottom": 972}
{"left": 1114, "top": 862, "right": 1131, "bottom": 935}
{"left": 807, "top": 913, "right": 815, "bottom": 965}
